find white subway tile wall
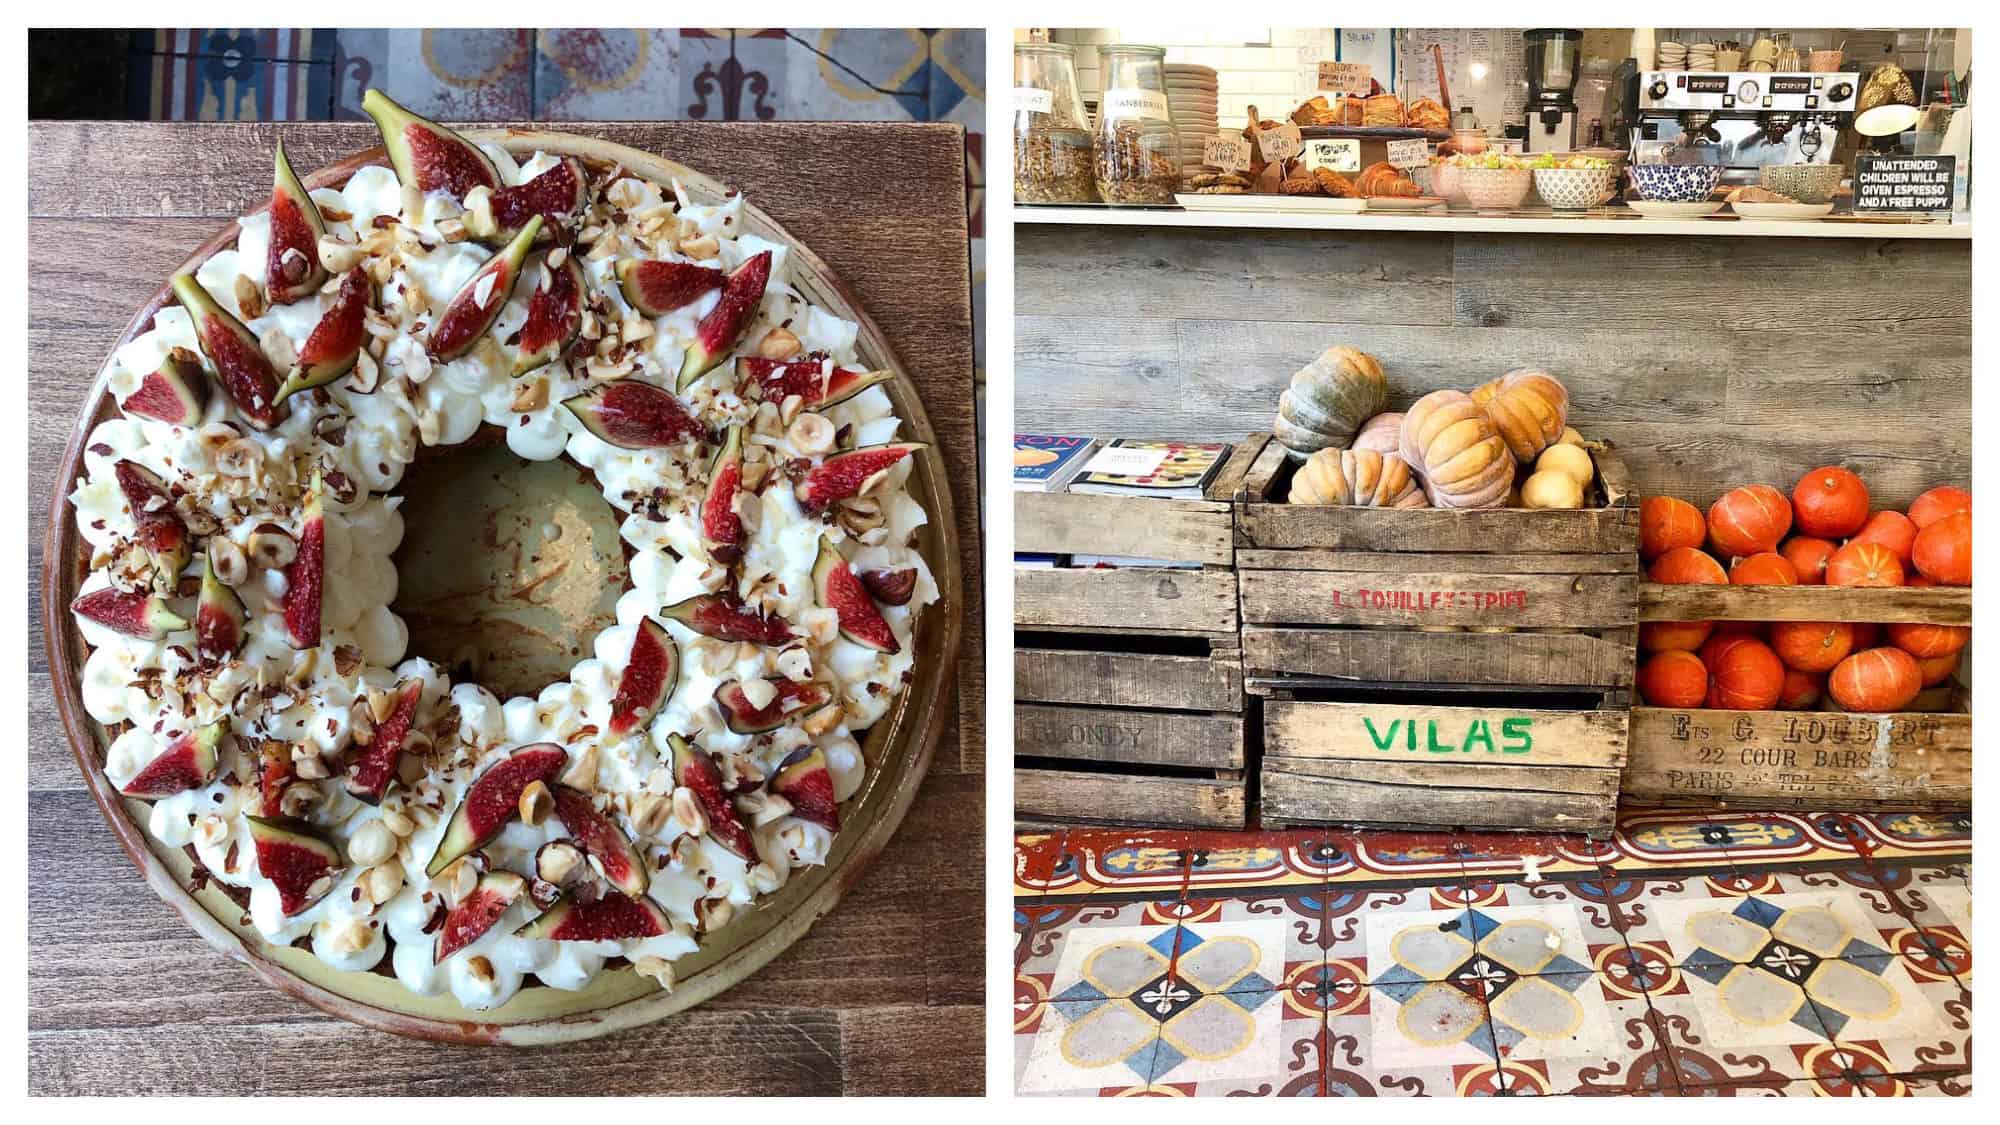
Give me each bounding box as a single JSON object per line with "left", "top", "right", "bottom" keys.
{"left": 1051, "top": 27, "right": 1344, "bottom": 130}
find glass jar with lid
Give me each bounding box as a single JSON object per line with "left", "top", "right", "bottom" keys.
{"left": 1014, "top": 42, "right": 1098, "bottom": 204}
{"left": 1092, "top": 44, "right": 1180, "bottom": 205}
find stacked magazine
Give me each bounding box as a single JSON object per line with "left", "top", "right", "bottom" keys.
{"left": 1013, "top": 435, "right": 1232, "bottom": 569}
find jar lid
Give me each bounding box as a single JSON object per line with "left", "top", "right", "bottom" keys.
{"left": 1098, "top": 43, "right": 1166, "bottom": 57}
{"left": 1015, "top": 42, "right": 1075, "bottom": 56}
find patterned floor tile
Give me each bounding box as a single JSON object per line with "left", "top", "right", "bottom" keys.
{"left": 1181, "top": 829, "right": 1344, "bottom": 895}
{"left": 1818, "top": 971, "right": 1972, "bottom": 1078}
{"left": 1016, "top": 993, "right": 1166, "bottom": 1094}
{"left": 1475, "top": 876, "right": 1631, "bottom": 955}
{"left": 1041, "top": 828, "right": 1193, "bottom": 899}
{"left": 1843, "top": 810, "right": 1972, "bottom": 863}
{"left": 1454, "top": 830, "right": 1620, "bottom": 881}
{"left": 1022, "top": 898, "right": 1188, "bottom": 1000}
{"left": 1014, "top": 831, "right": 1068, "bottom": 897}
{"left": 533, "top": 29, "right": 685, "bottom": 122}
{"left": 370, "top": 28, "right": 535, "bottom": 119}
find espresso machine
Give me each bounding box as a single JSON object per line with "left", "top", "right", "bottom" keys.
{"left": 1522, "top": 28, "right": 1584, "bottom": 153}
{"left": 1629, "top": 70, "right": 1861, "bottom": 183}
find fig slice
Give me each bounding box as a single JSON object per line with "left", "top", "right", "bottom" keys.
{"left": 170, "top": 272, "right": 283, "bottom": 430}
{"left": 514, "top": 890, "right": 671, "bottom": 942}
{"left": 676, "top": 250, "right": 772, "bottom": 391}
{"left": 282, "top": 471, "right": 324, "bottom": 650}
{"left": 814, "top": 537, "right": 899, "bottom": 654}
{"left": 700, "top": 424, "right": 744, "bottom": 564}
{"left": 429, "top": 215, "right": 541, "bottom": 361}
{"left": 71, "top": 587, "right": 187, "bottom": 639}
{"left": 471, "top": 156, "right": 588, "bottom": 244}
{"left": 668, "top": 733, "right": 759, "bottom": 860}
{"left": 551, "top": 784, "right": 649, "bottom": 896}
{"left": 119, "top": 721, "right": 226, "bottom": 799}
{"left": 266, "top": 138, "right": 329, "bottom": 305}
{"left": 617, "top": 258, "right": 725, "bottom": 316}
{"left": 256, "top": 740, "right": 295, "bottom": 819}
{"left": 659, "top": 592, "right": 796, "bottom": 646}
{"left": 860, "top": 567, "right": 918, "bottom": 607}
{"left": 343, "top": 678, "right": 423, "bottom": 804}
{"left": 607, "top": 617, "right": 678, "bottom": 738}
{"left": 738, "top": 354, "right": 893, "bottom": 410}
{"left": 794, "top": 443, "right": 925, "bottom": 513}
{"left": 508, "top": 251, "right": 585, "bottom": 376}
{"left": 247, "top": 816, "right": 341, "bottom": 916}
{"left": 113, "top": 460, "right": 192, "bottom": 591}
{"left": 360, "top": 87, "right": 499, "bottom": 202}
{"left": 770, "top": 747, "right": 840, "bottom": 831}
{"left": 560, "top": 380, "right": 704, "bottom": 449}
{"left": 276, "top": 268, "right": 373, "bottom": 403}
{"left": 434, "top": 871, "right": 529, "bottom": 963}
{"left": 194, "top": 550, "right": 246, "bottom": 668}
{"left": 715, "top": 678, "right": 834, "bottom": 736}
{"left": 121, "top": 347, "right": 210, "bottom": 425}
{"left": 425, "top": 743, "right": 570, "bottom": 877}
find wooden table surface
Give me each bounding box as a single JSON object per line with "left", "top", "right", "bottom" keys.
{"left": 28, "top": 121, "right": 984, "bottom": 1096}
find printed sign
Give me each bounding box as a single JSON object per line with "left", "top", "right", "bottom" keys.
{"left": 1317, "top": 61, "right": 1373, "bottom": 95}
{"left": 1330, "top": 587, "right": 1529, "bottom": 612}
{"left": 1257, "top": 123, "right": 1304, "bottom": 162}
{"left": 1100, "top": 87, "right": 1169, "bottom": 121}
{"left": 1203, "top": 133, "right": 1253, "bottom": 172}
{"left": 1302, "top": 137, "right": 1361, "bottom": 173}
{"left": 1386, "top": 138, "right": 1431, "bottom": 169}
{"left": 1013, "top": 86, "right": 1053, "bottom": 114}
{"left": 1854, "top": 155, "right": 1956, "bottom": 212}
{"left": 1360, "top": 713, "right": 1536, "bottom": 756}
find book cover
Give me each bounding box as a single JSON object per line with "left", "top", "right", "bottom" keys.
{"left": 1069, "top": 439, "right": 1232, "bottom": 497}
{"left": 1013, "top": 433, "right": 1097, "bottom": 491}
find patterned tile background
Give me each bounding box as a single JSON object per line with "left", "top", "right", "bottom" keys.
{"left": 44, "top": 28, "right": 984, "bottom": 402}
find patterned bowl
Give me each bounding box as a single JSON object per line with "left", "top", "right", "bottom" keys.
{"left": 1759, "top": 163, "right": 1844, "bottom": 204}
{"left": 1431, "top": 162, "right": 1466, "bottom": 204}
{"left": 1629, "top": 162, "right": 1722, "bottom": 202}
{"left": 1460, "top": 166, "right": 1533, "bottom": 210}
{"left": 1533, "top": 167, "right": 1618, "bottom": 210}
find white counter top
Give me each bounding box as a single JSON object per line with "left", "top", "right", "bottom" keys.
{"left": 1015, "top": 205, "right": 1971, "bottom": 240}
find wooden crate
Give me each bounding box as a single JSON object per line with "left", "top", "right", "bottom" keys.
{"left": 1233, "top": 433, "right": 1640, "bottom": 838}
{"left": 1625, "top": 583, "right": 1972, "bottom": 812}
{"left": 1013, "top": 443, "right": 1260, "bottom": 829}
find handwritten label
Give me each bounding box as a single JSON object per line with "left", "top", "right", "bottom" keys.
{"left": 1080, "top": 445, "right": 1169, "bottom": 477}
{"left": 1013, "top": 86, "right": 1053, "bottom": 114}
{"left": 1362, "top": 714, "right": 1536, "bottom": 755}
{"left": 1203, "top": 133, "right": 1253, "bottom": 172}
{"left": 1257, "top": 123, "right": 1304, "bottom": 162}
{"left": 1302, "top": 137, "right": 1360, "bottom": 173}
{"left": 1386, "top": 138, "right": 1432, "bottom": 168}
{"left": 1329, "top": 588, "right": 1530, "bottom": 612}
{"left": 1101, "top": 87, "right": 1168, "bottom": 122}
{"left": 1318, "top": 61, "right": 1373, "bottom": 95}
{"left": 1854, "top": 155, "right": 1955, "bottom": 212}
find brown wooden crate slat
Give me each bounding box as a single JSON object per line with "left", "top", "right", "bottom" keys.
{"left": 1235, "top": 432, "right": 1636, "bottom": 837}
{"left": 1625, "top": 582, "right": 1971, "bottom": 813}
{"left": 1012, "top": 441, "right": 1257, "bottom": 829}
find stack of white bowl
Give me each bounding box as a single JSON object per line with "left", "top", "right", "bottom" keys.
{"left": 1656, "top": 41, "right": 1688, "bottom": 70}
{"left": 1164, "top": 63, "right": 1220, "bottom": 173}
{"left": 1686, "top": 42, "right": 1718, "bottom": 71}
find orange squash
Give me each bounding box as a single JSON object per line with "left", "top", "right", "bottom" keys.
{"left": 1639, "top": 496, "right": 1706, "bottom": 562}
{"left": 1470, "top": 369, "right": 1570, "bottom": 463}
{"left": 1911, "top": 511, "right": 1970, "bottom": 586}
{"left": 1828, "top": 647, "right": 1922, "bottom": 712}
{"left": 1779, "top": 536, "right": 1837, "bottom": 584}
{"left": 1638, "top": 650, "right": 1710, "bottom": 708}
{"left": 1908, "top": 485, "right": 1971, "bottom": 529}
{"left": 1791, "top": 466, "right": 1870, "bottom": 538}
{"left": 1849, "top": 622, "right": 1884, "bottom": 650}
{"left": 1824, "top": 541, "right": 1905, "bottom": 588}
{"left": 1778, "top": 668, "right": 1824, "bottom": 709}
{"left": 1729, "top": 552, "right": 1799, "bottom": 586}
{"left": 1399, "top": 389, "right": 1515, "bottom": 509}
{"left": 1914, "top": 652, "right": 1960, "bottom": 687}
{"left": 1708, "top": 484, "right": 1792, "bottom": 559}
{"left": 1703, "top": 636, "right": 1785, "bottom": 710}
{"left": 1640, "top": 621, "right": 1713, "bottom": 653}
{"left": 1849, "top": 510, "right": 1917, "bottom": 564}
{"left": 1886, "top": 621, "right": 1970, "bottom": 659}
{"left": 1769, "top": 621, "right": 1855, "bottom": 673}
{"left": 1640, "top": 546, "right": 1726, "bottom": 653}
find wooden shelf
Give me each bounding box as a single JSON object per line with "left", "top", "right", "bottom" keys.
{"left": 1015, "top": 205, "right": 1971, "bottom": 240}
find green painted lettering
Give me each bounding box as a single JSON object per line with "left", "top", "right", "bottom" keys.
{"left": 1364, "top": 717, "right": 1400, "bottom": 751}
{"left": 1426, "top": 721, "right": 1457, "bottom": 754}
{"left": 1463, "top": 719, "right": 1494, "bottom": 754}
{"left": 1502, "top": 716, "right": 1534, "bottom": 754}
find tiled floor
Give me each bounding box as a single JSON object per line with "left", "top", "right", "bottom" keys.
{"left": 1015, "top": 809, "right": 1972, "bottom": 1096}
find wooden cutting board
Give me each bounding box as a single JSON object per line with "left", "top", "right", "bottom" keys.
{"left": 27, "top": 120, "right": 983, "bottom": 1095}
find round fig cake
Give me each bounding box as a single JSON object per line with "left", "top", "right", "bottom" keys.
{"left": 65, "top": 90, "right": 938, "bottom": 1014}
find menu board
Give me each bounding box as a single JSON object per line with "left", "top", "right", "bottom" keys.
{"left": 1399, "top": 28, "right": 1527, "bottom": 129}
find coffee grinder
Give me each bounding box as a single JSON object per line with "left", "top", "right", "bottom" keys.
{"left": 1522, "top": 28, "right": 1583, "bottom": 154}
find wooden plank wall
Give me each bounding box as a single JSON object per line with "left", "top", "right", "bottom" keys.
{"left": 1016, "top": 225, "right": 1970, "bottom": 507}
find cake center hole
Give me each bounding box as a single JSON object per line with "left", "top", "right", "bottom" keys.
{"left": 391, "top": 434, "right": 629, "bottom": 701}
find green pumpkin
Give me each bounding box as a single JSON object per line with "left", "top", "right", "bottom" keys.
{"left": 1273, "top": 346, "right": 1388, "bottom": 460}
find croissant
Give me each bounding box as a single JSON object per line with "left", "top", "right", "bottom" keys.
{"left": 1356, "top": 161, "right": 1419, "bottom": 198}
{"left": 1726, "top": 185, "right": 1796, "bottom": 204}
{"left": 1407, "top": 97, "right": 1449, "bottom": 131}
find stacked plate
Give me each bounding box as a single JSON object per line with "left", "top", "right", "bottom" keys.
{"left": 1656, "top": 41, "right": 1687, "bottom": 70}
{"left": 1164, "top": 63, "right": 1220, "bottom": 173}
{"left": 1686, "top": 42, "right": 1718, "bottom": 71}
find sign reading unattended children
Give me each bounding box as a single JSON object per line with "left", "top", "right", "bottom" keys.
{"left": 1854, "top": 155, "right": 1957, "bottom": 213}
